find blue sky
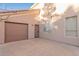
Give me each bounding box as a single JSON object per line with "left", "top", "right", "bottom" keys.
{"left": 0, "top": 3, "right": 34, "bottom": 10}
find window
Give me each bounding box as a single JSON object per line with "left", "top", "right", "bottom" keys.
{"left": 65, "top": 16, "right": 78, "bottom": 37}
{"left": 43, "top": 20, "right": 53, "bottom": 32}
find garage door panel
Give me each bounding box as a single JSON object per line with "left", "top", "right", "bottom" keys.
{"left": 5, "top": 22, "right": 28, "bottom": 43}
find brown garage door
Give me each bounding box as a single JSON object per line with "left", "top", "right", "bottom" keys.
{"left": 5, "top": 22, "right": 28, "bottom": 43}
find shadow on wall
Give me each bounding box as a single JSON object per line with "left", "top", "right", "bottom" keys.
{"left": 40, "top": 5, "right": 79, "bottom": 46}
{"left": 53, "top": 5, "right": 79, "bottom": 30}
{"left": 50, "top": 5, "right": 79, "bottom": 45}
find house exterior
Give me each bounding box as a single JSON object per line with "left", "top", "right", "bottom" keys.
{"left": 0, "top": 9, "right": 40, "bottom": 44}
{"left": 0, "top": 3, "right": 79, "bottom": 47}
{"left": 31, "top": 3, "right": 79, "bottom": 46}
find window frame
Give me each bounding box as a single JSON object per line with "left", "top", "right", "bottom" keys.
{"left": 64, "top": 16, "right": 78, "bottom": 38}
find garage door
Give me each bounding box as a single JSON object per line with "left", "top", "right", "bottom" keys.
{"left": 5, "top": 22, "right": 28, "bottom": 43}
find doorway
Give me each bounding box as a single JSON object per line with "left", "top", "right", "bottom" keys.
{"left": 34, "top": 24, "right": 39, "bottom": 38}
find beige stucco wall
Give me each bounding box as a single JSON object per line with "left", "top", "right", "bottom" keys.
{"left": 40, "top": 6, "right": 79, "bottom": 46}
{"left": 0, "top": 11, "right": 39, "bottom": 44}
{"left": 7, "top": 14, "right": 39, "bottom": 39}
{"left": 0, "top": 21, "right": 5, "bottom": 44}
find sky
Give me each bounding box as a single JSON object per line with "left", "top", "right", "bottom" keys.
{"left": 0, "top": 3, "right": 34, "bottom": 10}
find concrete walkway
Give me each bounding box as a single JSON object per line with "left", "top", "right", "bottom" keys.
{"left": 0, "top": 38, "right": 79, "bottom": 56}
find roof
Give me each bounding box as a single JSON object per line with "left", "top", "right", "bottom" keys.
{"left": 0, "top": 9, "right": 40, "bottom": 16}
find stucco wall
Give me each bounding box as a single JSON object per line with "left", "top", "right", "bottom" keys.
{"left": 0, "top": 21, "right": 5, "bottom": 44}
{"left": 7, "top": 14, "right": 39, "bottom": 39}
{"left": 0, "top": 13, "right": 39, "bottom": 44}
{"left": 40, "top": 6, "right": 79, "bottom": 46}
